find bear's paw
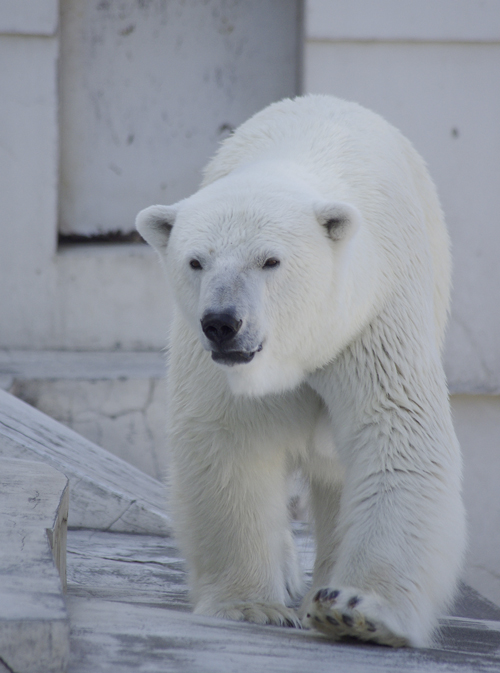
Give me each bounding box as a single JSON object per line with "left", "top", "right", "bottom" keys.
{"left": 204, "top": 602, "right": 302, "bottom": 628}
{"left": 303, "top": 587, "right": 409, "bottom": 647}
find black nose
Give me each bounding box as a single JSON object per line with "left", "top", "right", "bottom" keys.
{"left": 201, "top": 312, "right": 242, "bottom": 346}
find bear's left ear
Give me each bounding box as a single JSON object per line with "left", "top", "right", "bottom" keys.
{"left": 135, "top": 205, "right": 178, "bottom": 251}
{"left": 315, "top": 202, "right": 361, "bottom": 242}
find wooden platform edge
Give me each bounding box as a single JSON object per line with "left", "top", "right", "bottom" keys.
{"left": 0, "top": 389, "right": 172, "bottom": 536}
{"left": 0, "top": 458, "right": 70, "bottom": 673}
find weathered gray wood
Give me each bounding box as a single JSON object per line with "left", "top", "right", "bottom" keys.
{"left": 0, "top": 389, "right": 171, "bottom": 535}
{"left": 66, "top": 601, "right": 500, "bottom": 673}
{"left": 0, "top": 458, "right": 69, "bottom": 673}
{"left": 66, "top": 528, "right": 500, "bottom": 673}
{"left": 67, "top": 530, "right": 188, "bottom": 609}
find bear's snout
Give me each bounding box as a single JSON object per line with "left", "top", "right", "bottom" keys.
{"left": 201, "top": 312, "right": 242, "bottom": 346}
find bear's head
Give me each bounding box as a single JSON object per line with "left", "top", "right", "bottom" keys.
{"left": 136, "top": 162, "right": 380, "bottom": 397}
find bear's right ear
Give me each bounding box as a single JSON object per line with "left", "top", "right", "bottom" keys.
{"left": 315, "top": 201, "right": 361, "bottom": 242}
{"left": 135, "top": 205, "right": 177, "bottom": 251}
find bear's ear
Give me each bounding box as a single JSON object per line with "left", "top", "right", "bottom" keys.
{"left": 135, "top": 205, "right": 177, "bottom": 251}
{"left": 315, "top": 202, "right": 361, "bottom": 242}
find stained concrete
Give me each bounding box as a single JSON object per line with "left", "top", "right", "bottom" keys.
{"left": 1, "top": 350, "right": 167, "bottom": 480}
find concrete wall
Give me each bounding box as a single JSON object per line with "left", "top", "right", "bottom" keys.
{"left": 58, "top": 0, "right": 301, "bottom": 236}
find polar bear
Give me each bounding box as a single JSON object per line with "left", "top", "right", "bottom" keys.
{"left": 136, "top": 95, "right": 465, "bottom": 647}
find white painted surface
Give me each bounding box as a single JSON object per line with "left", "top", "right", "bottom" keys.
{"left": 0, "top": 0, "right": 497, "bottom": 387}
{"left": 56, "top": 244, "right": 172, "bottom": 350}
{"left": 66, "top": 595, "right": 500, "bottom": 672}
{"left": 0, "top": 0, "right": 498, "bottom": 385}
{"left": 0, "top": 33, "right": 59, "bottom": 348}
{"left": 0, "top": 458, "right": 69, "bottom": 673}
{"left": 453, "top": 396, "right": 500, "bottom": 607}
{"left": 0, "top": 0, "right": 58, "bottom": 35}
{"left": 59, "top": 0, "right": 301, "bottom": 235}
{"left": 306, "top": 0, "right": 500, "bottom": 42}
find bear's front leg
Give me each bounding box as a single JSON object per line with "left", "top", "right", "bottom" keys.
{"left": 305, "top": 336, "right": 466, "bottom": 647}
{"left": 169, "top": 415, "right": 303, "bottom": 628}
{"left": 303, "top": 438, "right": 464, "bottom": 647}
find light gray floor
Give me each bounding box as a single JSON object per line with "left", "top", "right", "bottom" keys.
{"left": 66, "top": 525, "right": 500, "bottom": 673}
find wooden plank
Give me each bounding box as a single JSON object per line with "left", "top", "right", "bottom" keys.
{"left": 0, "top": 458, "right": 69, "bottom": 673}
{"left": 66, "top": 601, "right": 500, "bottom": 673}
{"left": 0, "top": 389, "right": 171, "bottom": 535}
{"left": 67, "top": 529, "right": 188, "bottom": 610}
{"left": 66, "top": 528, "right": 500, "bottom": 672}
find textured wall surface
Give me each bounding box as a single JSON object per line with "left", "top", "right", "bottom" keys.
{"left": 59, "top": 0, "right": 301, "bottom": 236}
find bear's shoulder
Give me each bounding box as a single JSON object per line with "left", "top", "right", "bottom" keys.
{"left": 202, "top": 95, "right": 410, "bottom": 188}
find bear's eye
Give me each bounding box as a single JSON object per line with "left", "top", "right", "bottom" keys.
{"left": 189, "top": 259, "right": 202, "bottom": 270}
{"left": 262, "top": 258, "right": 280, "bottom": 269}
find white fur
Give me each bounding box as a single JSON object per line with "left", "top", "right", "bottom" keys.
{"left": 136, "top": 95, "right": 465, "bottom": 647}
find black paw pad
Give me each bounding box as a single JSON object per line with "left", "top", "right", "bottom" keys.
{"left": 366, "top": 620, "right": 377, "bottom": 633}
{"left": 326, "top": 615, "right": 340, "bottom": 626}
{"left": 347, "top": 595, "right": 360, "bottom": 609}
{"left": 314, "top": 588, "right": 329, "bottom": 602}
{"left": 342, "top": 614, "right": 354, "bottom": 627}
{"left": 328, "top": 590, "right": 340, "bottom": 602}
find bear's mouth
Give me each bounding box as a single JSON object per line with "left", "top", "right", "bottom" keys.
{"left": 211, "top": 344, "right": 262, "bottom": 366}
